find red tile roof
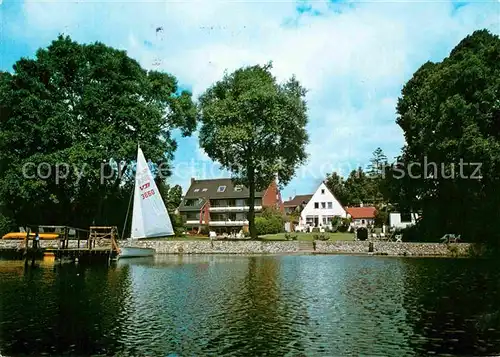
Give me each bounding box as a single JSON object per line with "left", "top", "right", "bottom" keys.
{"left": 345, "top": 206, "right": 376, "bottom": 219}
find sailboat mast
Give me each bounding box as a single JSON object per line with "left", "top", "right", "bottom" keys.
{"left": 121, "top": 143, "right": 139, "bottom": 239}
{"left": 121, "top": 185, "right": 134, "bottom": 240}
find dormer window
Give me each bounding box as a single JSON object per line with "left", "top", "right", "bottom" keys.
{"left": 217, "top": 185, "right": 226, "bottom": 193}
{"left": 234, "top": 185, "right": 243, "bottom": 192}
{"left": 202, "top": 188, "right": 207, "bottom": 192}
{"left": 194, "top": 188, "right": 200, "bottom": 193}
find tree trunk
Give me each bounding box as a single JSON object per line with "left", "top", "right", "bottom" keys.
{"left": 248, "top": 166, "right": 257, "bottom": 239}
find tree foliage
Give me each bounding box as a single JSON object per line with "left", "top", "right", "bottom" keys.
{"left": 383, "top": 29, "right": 500, "bottom": 244}
{"left": 325, "top": 148, "right": 388, "bottom": 207}
{"left": 325, "top": 172, "right": 349, "bottom": 206}
{"left": 198, "top": 63, "right": 308, "bottom": 238}
{"left": 0, "top": 35, "right": 196, "bottom": 230}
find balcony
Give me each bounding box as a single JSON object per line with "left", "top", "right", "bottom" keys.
{"left": 209, "top": 205, "right": 262, "bottom": 212}
{"left": 186, "top": 220, "right": 201, "bottom": 225}
{"left": 209, "top": 220, "right": 248, "bottom": 227}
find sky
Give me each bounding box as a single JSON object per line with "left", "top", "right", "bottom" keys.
{"left": 0, "top": 0, "right": 499, "bottom": 200}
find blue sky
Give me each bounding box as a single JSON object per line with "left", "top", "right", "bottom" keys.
{"left": 1, "top": 0, "right": 499, "bottom": 200}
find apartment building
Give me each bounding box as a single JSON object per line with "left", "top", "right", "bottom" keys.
{"left": 178, "top": 178, "right": 283, "bottom": 234}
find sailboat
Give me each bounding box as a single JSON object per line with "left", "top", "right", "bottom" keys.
{"left": 117, "top": 144, "right": 174, "bottom": 259}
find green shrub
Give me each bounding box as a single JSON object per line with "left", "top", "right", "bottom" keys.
{"left": 255, "top": 216, "right": 283, "bottom": 235}
{"left": 0, "top": 213, "right": 14, "bottom": 237}
{"left": 357, "top": 227, "right": 368, "bottom": 241}
{"left": 313, "top": 233, "right": 329, "bottom": 241}
{"left": 285, "top": 233, "right": 298, "bottom": 240}
{"left": 174, "top": 226, "right": 186, "bottom": 237}
{"left": 312, "top": 227, "right": 320, "bottom": 233}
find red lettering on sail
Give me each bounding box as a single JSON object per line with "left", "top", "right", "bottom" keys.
{"left": 139, "top": 182, "right": 150, "bottom": 191}
{"left": 141, "top": 189, "right": 155, "bottom": 200}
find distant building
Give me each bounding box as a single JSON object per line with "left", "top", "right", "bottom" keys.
{"left": 298, "top": 182, "right": 347, "bottom": 229}
{"left": 345, "top": 206, "right": 376, "bottom": 227}
{"left": 389, "top": 212, "right": 419, "bottom": 229}
{"left": 283, "top": 194, "right": 313, "bottom": 214}
{"left": 178, "top": 178, "right": 283, "bottom": 234}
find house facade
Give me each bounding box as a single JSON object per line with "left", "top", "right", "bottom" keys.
{"left": 178, "top": 178, "right": 283, "bottom": 234}
{"left": 346, "top": 206, "right": 376, "bottom": 228}
{"left": 283, "top": 194, "right": 312, "bottom": 215}
{"left": 297, "top": 182, "right": 347, "bottom": 229}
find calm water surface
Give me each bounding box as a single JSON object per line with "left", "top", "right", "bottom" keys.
{"left": 0, "top": 255, "right": 499, "bottom": 356}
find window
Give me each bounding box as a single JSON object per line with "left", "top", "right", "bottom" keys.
{"left": 217, "top": 185, "right": 226, "bottom": 193}
{"left": 234, "top": 185, "right": 243, "bottom": 192}
{"left": 321, "top": 202, "right": 326, "bottom": 209}
{"left": 362, "top": 219, "right": 365, "bottom": 224}
{"left": 327, "top": 202, "right": 332, "bottom": 209}
{"left": 323, "top": 217, "right": 327, "bottom": 224}
{"left": 314, "top": 202, "right": 319, "bottom": 209}
{"left": 194, "top": 188, "right": 200, "bottom": 193}
{"left": 202, "top": 188, "right": 207, "bottom": 192}
{"left": 321, "top": 189, "right": 325, "bottom": 194}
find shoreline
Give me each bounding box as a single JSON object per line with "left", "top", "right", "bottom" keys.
{"left": 0, "top": 239, "right": 478, "bottom": 258}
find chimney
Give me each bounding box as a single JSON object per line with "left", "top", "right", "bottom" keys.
{"left": 360, "top": 202, "right": 364, "bottom": 207}
{"left": 289, "top": 196, "right": 292, "bottom": 201}
{"left": 191, "top": 177, "right": 195, "bottom": 185}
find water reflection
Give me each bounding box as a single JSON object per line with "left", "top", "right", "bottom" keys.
{"left": 0, "top": 256, "right": 499, "bottom": 356}
{"left": 0, "top": 259, "right": 130, "bottom": 356}
{"left": 402, "top": 258, "right": 500, "bottom": 355}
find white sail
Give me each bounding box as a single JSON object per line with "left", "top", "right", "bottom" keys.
{"left": 130, "top": 145, "right": 174, "bottom": 239}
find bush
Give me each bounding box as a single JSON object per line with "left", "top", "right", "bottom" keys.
{"left": 0, "top": 213, "right": 14, "bottom": 237}
{"left": 170, "top": 213, "right": 186, "bottom": 237}
{"left": 357, "top": 227, "right": 368, "bottom": 241}
{"left": 337, "top": 224, "right": 348, "bottom": 233}
{"left": 312, "top": 227, "right": 320, "bottom": 233}
{"left": 174, "top": 226, "right": 186, "bottom": 237}
{"left": 285, "top": 233, "right": 298, "bottom": 241}
{"left": 313, "top": 233, "right": 329, "bottom": 241}
{"left": 255, "top": 216, "right": 283, "bottom": 235}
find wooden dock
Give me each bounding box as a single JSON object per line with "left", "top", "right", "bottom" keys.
{"left": 18, "top": 225, "right": 120, "bottom": 264}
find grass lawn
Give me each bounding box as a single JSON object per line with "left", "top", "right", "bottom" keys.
{"left": 169, "top": 232, "right": 355, "bottom": 241}
{"left": 260, "top": 232, "right": 355, "bottom": 241}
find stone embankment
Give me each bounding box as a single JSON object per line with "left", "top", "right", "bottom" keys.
{"left": 0, "top": 239, "right": 475, "bottom": 257}
{"left": 314, "top": 241, "right": 474, "bottom": 257}
{"left": 125, "top": 240, "right": 300, "bottom": 254}
{"left": 126, "top": 239, "right": 474, "bottom": 257}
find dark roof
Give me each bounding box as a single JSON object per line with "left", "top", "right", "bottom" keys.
{"left": 283, "top": 194, "right": 313, "bottom": 207}
{"left": 178, "top": 178, "right": 267, "bottom": 211}
{"left": 346, "top": 206, "right": 376, "bottom": 219}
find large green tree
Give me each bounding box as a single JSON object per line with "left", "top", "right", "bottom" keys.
{"left": 385, "top": 29, "right": 500, "bottom": 243}
{"left": 0, "top": 35, "right": 196, "bottom": 232}
{"left": 325, "top": 172, "right": 349, "bottom": 206}
{"left": 198, "top": 63, "right": 308, "bottom": 239}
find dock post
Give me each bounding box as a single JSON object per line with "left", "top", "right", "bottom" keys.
{"left": 24, "top": 227, "right": 31, "bottom": 266}
{"left": 64, "top": 226, "right": 69, "bottom": 249}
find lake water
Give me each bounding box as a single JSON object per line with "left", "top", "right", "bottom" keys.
{"left": 0, "top": 255, "right": 499, "bottom": 356}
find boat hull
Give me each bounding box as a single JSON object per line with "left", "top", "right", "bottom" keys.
{"left": 118, "top": 247, "right": 155, "bottom": 259}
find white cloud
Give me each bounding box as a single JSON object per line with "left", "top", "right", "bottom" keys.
{"left": 13, "top": 0, "right": 500, "bottom": 196}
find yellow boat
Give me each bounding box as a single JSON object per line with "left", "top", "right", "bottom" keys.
{"left": 2, "top": 232, "right": 59, "bottom": 240}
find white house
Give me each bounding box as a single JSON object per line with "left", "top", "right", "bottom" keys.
{"left": 389, "top": 212, "right": 419, "bottom": 229}
{"left": 345, "top": 206, "right": 376, "bottom": 228}
{"left": 298, "top": 182, "right": 347, "bottom": 230}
